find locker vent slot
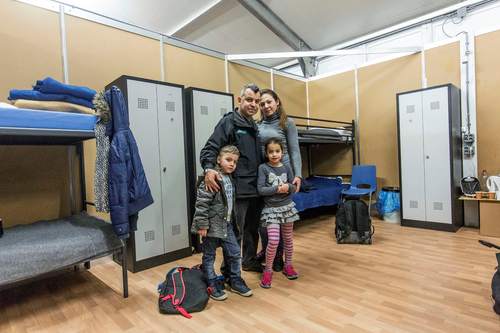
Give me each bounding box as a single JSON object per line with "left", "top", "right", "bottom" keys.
{"left": 137, "top": 98, "right": 149, "bottom": 109}
{"left": 433, "top": 202, "right": 443, "bottom": 211}
{"left": 430, "top": 101, "right": 440, "bottom": 110}
{"left": 144, "top": 230, "right": 155, "bottom": 242}
{"left": 220, "top": 107, "right": 227, "bottom": 116}
{"left": 165, "top": 101, "right": 176, "bottom": 112}
{"left": 172, "top": 224, "right": 181, "bottom": 236}
{"left": 200, "top": 105, "right": 209, "bottom": 115}
{"left": 406, "top": 105, "right": 415, "bottom": 114}
{"left": 409, "top": 200, "right": 418, "bottom": 208}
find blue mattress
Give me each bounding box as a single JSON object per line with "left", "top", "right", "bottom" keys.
{"left": 0, "top": 107, "right": 97, "bottom": 132}
{"left": 293, "top": 176, "right": 348, "bottom": 212}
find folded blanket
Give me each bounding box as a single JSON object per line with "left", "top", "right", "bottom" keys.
{"left": 12, "top": 99, "right": 95, "bottom": 115}
{"left": 8, "top": 90, "right": 94, "bottom": 108}
{"left": 34, "top": 77, "right": 96, "bottom": 102}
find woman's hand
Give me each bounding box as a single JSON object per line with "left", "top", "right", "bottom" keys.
{"left": 292, "top": 177, "right": 302, "bottom": 193}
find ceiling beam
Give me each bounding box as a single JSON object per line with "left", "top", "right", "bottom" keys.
{"left": 237, "top": 0, "right": 317, "bottom": 77}
{"left": 167, "top": 0, "right": 222, "bottom": 36}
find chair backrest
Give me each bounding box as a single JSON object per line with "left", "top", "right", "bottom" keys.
{"left": 351, "top": 165, "right": 377, "bottom": 190}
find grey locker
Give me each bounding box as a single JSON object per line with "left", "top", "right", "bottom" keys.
{"left": 107, "top": 76, "right": 191, "bottom": 272}
{"left": 184, "top": 87, "right": 234, "bottom": 249}
{"left": 397, "top": 84, "right": 463, "bottom": 232}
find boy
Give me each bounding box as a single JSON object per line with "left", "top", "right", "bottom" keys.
{"left": 191, "top": 145, "right": 253, "bottom": 300}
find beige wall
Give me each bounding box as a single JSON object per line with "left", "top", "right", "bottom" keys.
{"left": 273, "top": 74, "right": 307, "bottom": 117}
{"left": 165, "top": 45, "right": 226, "bottom": 91}
{"left": 358, "top": 54, "right": 421, "bottom": 188}
{"left": 476, "top": 30, "right": 500, "bottom": 176}
{"left": 425, "top": 42, "right": 461, "bottom": 87}
{"left": 308, "top": 71, "right": 356, "bottom": 176}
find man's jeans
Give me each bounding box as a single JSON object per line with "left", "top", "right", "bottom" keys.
{"left": 234, "top": 197, "right": 262, "bottom": 267}
{"left": 202, "top": 223, "right": 241, "bottom": 281}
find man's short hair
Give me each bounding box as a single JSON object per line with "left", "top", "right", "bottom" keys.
{"left": 219, "top": 145, "right": 240, "bottom": 157}
{"left": 240, "top": 83, "right": 260, "bottom": 97}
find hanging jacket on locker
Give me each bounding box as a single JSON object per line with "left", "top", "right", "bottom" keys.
{"left": 105, "top": 86, "right": 154, "bottom": 239}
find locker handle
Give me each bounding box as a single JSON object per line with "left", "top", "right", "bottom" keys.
{"left": 163, "top": 167, "right": 167, "bottom": 172}
{"left": 426, "top": 155, "right": 430, "bottom": 159}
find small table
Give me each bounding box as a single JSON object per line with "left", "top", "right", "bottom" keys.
{"left": 459, "top": 196, "right": 500, "bottom": 237}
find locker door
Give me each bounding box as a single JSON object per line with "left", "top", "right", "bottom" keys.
{"left": 398, "top": 92, "right": 426, "bottom": 221}
{"left": 156, "top": 84, "right": 190, "bottom": 253}
{"left": 192, "top": 90, "right": 215, "bottom": 176}
{"left": 126, "top": 80, "right": 165, "bottom": 261}
{"left": 422, "top": 87, "right": 452, "bottom": 224}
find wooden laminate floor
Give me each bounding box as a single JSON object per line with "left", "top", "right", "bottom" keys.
{"left": 1, "top": 215, "right": 499, "bottom": 332}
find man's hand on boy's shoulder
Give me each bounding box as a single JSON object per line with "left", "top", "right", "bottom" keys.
{"left": 204, "top": 169, "right": 222, "bottom": 193}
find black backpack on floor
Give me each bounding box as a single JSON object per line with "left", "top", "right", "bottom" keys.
{"left": 479, "top": 240, "right": 500, "bottom": 315}
{"left": 158, "top": 266, "right": 209, "bottom": 319}
{"left": 335, "top": 199, "right": 374, "bottom": 244}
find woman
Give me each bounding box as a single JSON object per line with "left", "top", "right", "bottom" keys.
{"left": 258, "top": 89, "right": 302, "bottom": 190}
{"left": 256, "top": 88, "right": 302, "bottom": 271}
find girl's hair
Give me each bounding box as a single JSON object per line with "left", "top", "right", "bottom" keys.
{"left": 264, "top": 137, "right": 284, "bottom": 154}
{"left": 218, "top": 145, "right": 240, "bottom": 158}
{"left": 260, "top": 88, "right": 288, "bottom": 129}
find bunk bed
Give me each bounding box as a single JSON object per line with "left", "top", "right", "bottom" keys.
{"left": 0, "top": 106, "right": 128, "bottom": 298}
{"left": 290, "top": 116, "right": 356, "bottom": 212}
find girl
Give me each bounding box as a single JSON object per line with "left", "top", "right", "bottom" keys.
{"left": 257, "top": 138, "right": 300, "bottom": 288}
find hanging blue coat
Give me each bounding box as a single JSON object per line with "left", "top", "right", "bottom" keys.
{"left": 105, "top": 87, "right": 154, "bottom": 239}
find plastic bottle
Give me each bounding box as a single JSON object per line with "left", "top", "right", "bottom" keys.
{"left": 481, "top": 169, "right": 488, "bottom": 191}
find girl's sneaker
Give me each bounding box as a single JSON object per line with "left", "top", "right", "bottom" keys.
{"left": 282, "top": 265, "right": 299, "bottom": 280}
{"left": 260, "top": 271, "right": 273, "bottom": 289}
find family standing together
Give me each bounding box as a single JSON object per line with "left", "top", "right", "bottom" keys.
{"left": 191, "top": 83, "right": 302, "bottom": 300}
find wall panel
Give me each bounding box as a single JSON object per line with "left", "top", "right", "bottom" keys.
{"left": 308, "top": 71, "right": 356, "bottom": 175}
{"left": 358, "top": 54, "right": 421, "bottom": 187}
{"left": 273, "top": 75, "right": 306, "bottom": 117}
{"left": 425, "top": 42, "right": 461, "bottom": 87}
{"left": 164, "top": 45, "right": 225, "bottom": 91}
{"left": 476, "top": 30, "right": 500, "bottom": 175}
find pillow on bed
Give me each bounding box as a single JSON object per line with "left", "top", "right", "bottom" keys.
{"left": 12, "top": 99, "right": 95, "bottom": 115}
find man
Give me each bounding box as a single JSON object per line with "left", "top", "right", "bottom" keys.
{"left": 200, "top": 83, "right": 263, "bottom": 272}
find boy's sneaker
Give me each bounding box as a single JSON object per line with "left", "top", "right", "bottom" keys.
{"left": 208, "top": 280, "right": 228, "bottom": 301}
{"left": 282, "top": 265, "right": 299, "bottom": 280}
{"left": 260, "top": 271, "right": 272, "bottom": 289}
{"left": 228, "top": 277, "right": 253, "bottom": 297}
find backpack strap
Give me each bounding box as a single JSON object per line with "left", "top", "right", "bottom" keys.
{"left": 160, "top": 267, "right": 193, "bottom": 319}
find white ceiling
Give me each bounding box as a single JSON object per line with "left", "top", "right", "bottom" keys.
{"left": 60, "top": 0, "right": 465, "bottom": 68}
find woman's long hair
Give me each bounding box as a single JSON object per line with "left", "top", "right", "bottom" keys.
{"left": 260, "top": 88, "right": 288, "bottom": 129}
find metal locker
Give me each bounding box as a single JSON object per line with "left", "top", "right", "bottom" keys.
{"left": 156, "top": 84, "right": 190, "bottom": 253}
{"left": 397, "top": 92, "right": 426, "bottom": 222}
{"left": 422, "top": 87, "right": 452, "bottom": 223}
{"left": 125, "top": 80, "right": 165, "bottom": 261}
{"left": 107, "top": 76, "right": 192, "bottom": 272}
{"left": 397, "top": 84, "right": 463, "bottom": 232}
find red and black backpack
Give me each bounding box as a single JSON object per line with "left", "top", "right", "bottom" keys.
{"left": 158, "top": 266, "right": 209, "bottom": 319}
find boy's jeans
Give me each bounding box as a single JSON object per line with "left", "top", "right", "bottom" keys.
{"left": 202, "top": 224, "right": 241, "bottom": 281}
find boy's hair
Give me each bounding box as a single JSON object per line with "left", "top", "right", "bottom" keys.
{"left": 218, "top": 145, "right": 240, "bottom": 159}
{"left": 264, "top": 137, "right": 284, "bottom": 153}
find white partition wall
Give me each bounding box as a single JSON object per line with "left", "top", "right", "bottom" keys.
{"left": 397, "top": 84, "right": 463, "bottom": 231}
{"left": 107, "top": 75, "right": 191, "bottom": 272}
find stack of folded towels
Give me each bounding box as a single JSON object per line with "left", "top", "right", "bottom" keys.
{"left": 8, "top": 77, "right": 96, "bottom": 114}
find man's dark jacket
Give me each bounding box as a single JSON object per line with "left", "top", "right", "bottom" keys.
{"left": 105, "top": 86, "right": 154, "bottom": 239}
{"left": 200, "top": 110, "right": 261, "bottom": 198}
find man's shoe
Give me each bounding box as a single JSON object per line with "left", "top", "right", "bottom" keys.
{"left": 260, "top": 271, "right": 272, "bottom": 289}
{"left": 272, "top": 256, "right": 284, "bottom": 272}
{"left": 242, "top": 260, "right": 263, "bottom": 273}
{"left": 282, "top": 265, "right": 299, "bottom": 280}
{"left": 228, "top": 277, "right": 253, "bottom": 297}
